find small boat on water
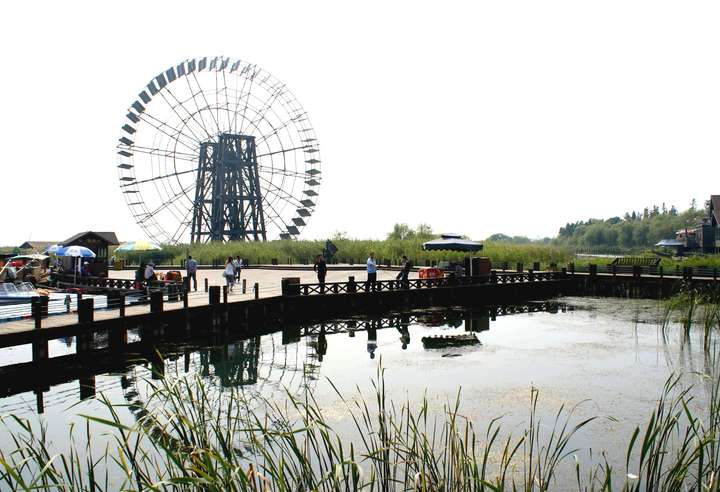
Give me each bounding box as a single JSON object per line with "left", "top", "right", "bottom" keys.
{"left": 0, "top": 282, "right": 43, "bottom": 305}
{"left": 421, "top": 333, "right": 481, "bottom": 349}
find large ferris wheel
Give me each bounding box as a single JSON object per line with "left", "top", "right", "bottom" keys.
{"left": 116, "top": 56, "right": 322, "bottom": 244}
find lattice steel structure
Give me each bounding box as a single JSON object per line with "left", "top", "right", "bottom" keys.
{"left": 116, "top": 56, "right": 321, "bottom": 244}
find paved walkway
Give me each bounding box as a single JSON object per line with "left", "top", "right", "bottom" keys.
{"left": 0, "top": 267, "right": 409, "bottom": 336}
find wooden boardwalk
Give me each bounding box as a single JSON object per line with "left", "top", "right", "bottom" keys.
{"left": 0, "top": 267, "right": 405, "bottom": 338}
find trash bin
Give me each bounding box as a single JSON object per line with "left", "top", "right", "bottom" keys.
{"left": 281, "top": 277, "right": 301, "bottom": 296}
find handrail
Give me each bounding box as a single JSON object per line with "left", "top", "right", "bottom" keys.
{"left": 291, "top": 271, "right": 566, "bottom": 296}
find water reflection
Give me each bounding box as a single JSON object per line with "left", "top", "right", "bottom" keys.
{"left": 0, "top": 298, "right": 714, "bottom": 423}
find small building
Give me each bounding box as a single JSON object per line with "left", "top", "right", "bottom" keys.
{"left": 61, "top": 231, "right": 120, "bottom": 276}
{"left": 17, "top": 241, "right": 59, "bottom": 253}
{"left": 674, "top": 195, "right": 720, "bottom": 254}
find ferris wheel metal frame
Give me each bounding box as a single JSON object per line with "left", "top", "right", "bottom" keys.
{"left": 116, "top": 56, "right": 321, "bottom": 244}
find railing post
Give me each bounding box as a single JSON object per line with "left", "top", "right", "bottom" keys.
{"left": 78, "top": 298, "right": 94, "bottom": 324}
{"left": 533, "top": 262, "right": 540, "bottom": 272}
{"left": 569, "top": 262, "right": 575, "bottom": 276}
{"left": 528, "top": 269, "right": 534, "bottom": 281}
{"left": 490, "top": 270, "right": 497, "bottom": 283}
{"left": 589, "top": 264, "right": 597, "bottom": 277}
{"left": 348, "top": 276, "right": 356, "bottom": 293}
{"left": 209, "top": 286, "right": 220, "bottom": 305}
{"left": 223, "top": 285, "right": 228, "bottom": 304}
{"left": 31, "top": 297, "right": 42, "bottom": 330}
{"left": 254, "top": 283, "right": 259, "bottom": 299}
{"left": 632, "top": 265, "right": 641, "bottom": 279}
{"left": 242, "top": 278, "right": 247, "bottom": 294}
{"left": 119, "top": 292, "right": 126, "bottom": 317}
{"left": 150, "top": 290, "right": 164, "bottom": 313}
{"left": 183, "top": 289, "right": 189, "bottom": 308}
{"left": 612, "top": 264, "right": 617, "bottom": 277}
{"left": 204, "top": 277, "right": 209, "bottom": 293}
{"left": 516, "top": 262, "right": 523, "bottom": 273}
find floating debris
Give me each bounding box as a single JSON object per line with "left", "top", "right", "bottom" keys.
{"left": 421, "top": 334, "right": 480, "bottom": 349}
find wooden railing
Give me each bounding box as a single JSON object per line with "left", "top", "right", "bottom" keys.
{"left": 290, "top": 271, "right": 566, "bottom": 296}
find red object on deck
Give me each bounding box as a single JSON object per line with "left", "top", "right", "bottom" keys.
{"left": 418, "top": 267, "right": 444, "bottom": 279}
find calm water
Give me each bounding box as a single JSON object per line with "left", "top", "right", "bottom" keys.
{"left": 0, "top": 296, "right": 713, "bottom": 483}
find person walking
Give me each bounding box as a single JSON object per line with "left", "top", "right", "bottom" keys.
{"left": 396, "top": 255, "right": 411, "bottom": 288}
{"left": 366, "top": 252, "right": 379, "bottom": 292}
{"left": 234, "top": 255, "right": 242, "bottom": 281}
{"left": 224, "top": 256, "right": 235, "bottom": 292}
{"left": 314, "top": 254, "right": 327, "bottom": 293}
{"left": 186, "top": 255, "right": 198, "bottom": 291}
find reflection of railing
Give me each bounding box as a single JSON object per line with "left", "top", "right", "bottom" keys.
{"left": 294, "top": 271, "right": 566, "bottom": 296}
{"left": 302, "top": 301, "right": 568, "bottom": 335}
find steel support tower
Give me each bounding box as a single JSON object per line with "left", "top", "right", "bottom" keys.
{"left": 190, "top": 133, "right": 267, "bottom": 242}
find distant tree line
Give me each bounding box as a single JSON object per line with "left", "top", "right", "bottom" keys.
{"left": 552, "top": 200, "right": 708, "bottom": 250}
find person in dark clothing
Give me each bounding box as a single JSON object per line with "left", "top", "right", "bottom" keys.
{"left": 314, "top": 254, "right": 327, "bottom": 293}
{"left": 396, "top": 255, "right": 411, "bottom": 288}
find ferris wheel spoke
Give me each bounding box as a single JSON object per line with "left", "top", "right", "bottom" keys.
{"left": 122, "top": 168, "right": 198, "bottom": 187}
{"left": 229, "top": 67, "right": 253, "bottom": 134}
{"left": 255, "top": 145, "right": 309, "bottom": 159}
{"left": 140, "top": 181, "right": 195, "bottom": 222}
{"left": 169, "top": 207, "right": 194, "bottom": 244}
{"left": 127, "top": 145, "right": 198, "bottom": 162}
{"left": 254, "top": 114, "right": 307, "bottom": 146}
{"left": 182, "top": 75, "right": 217, "bottom": 140}
{"left": 221, "top": 69, "right": 233, "bottom": 133}
{"left": 137, "top": 112, "right": 201, "bottom": 154}
{"left": 191, "top": 71, "right": 221, "bottom": 136}
{"left": 151, "top": 89, "right": 207, "bottom": 145}
{"left": 257, "top": 165, "right": 311, "bottom": 179}
{"left": 242, "top": 83, "right": 286, "bottom": 135}
{"left": 258, "top": 175, "right": 306, "bottom": 209}
{"left": 261, "top": 199, "right": 292, "bottom": 233}
{"left": 159, "top": 84, "right": 215, "bottom": 142}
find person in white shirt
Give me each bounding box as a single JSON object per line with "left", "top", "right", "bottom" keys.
{"left": 224, "top": 256, "right": 235, "bottom": 292}
{"left": 366, "top": 252, "right": 379, "bottom": 292}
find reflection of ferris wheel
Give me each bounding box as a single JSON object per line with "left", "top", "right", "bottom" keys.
{"left": 121, "top": 333, "right": 321, "bottom": 426}
{"left": 116, "top": 56, "right": 321, "bottom": 244}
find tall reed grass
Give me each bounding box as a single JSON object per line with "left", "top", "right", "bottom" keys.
{"left": 115, "top": 239, "right": 572, "bottom": 267}
{"left": 0, "top": 358, "right": 718, "bottom": 490}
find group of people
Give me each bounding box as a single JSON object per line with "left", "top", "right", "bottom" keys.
{"left": 312, "top": 252, "right": 412, "bottom": 291}
{"left": 183, "top": 255, "right": 246, "bottom": 293}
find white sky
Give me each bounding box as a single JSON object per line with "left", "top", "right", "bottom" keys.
{"left": 1, "top": 1, "right": 718, "bottom": 245}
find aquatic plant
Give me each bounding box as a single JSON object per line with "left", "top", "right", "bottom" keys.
{"left": 0, "top": 360, "right": 718, "bottom": 490}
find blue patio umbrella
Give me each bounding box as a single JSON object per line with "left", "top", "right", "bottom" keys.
{"left": 59, "top": 245, "right": 96, "bottom": 284}
{"left": 43, "top": 244, "right": 65, "bottom": 255}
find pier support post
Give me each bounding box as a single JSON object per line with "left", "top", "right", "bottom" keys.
{"left": 77, "top": 298, "right": 94, "bottom": 354}
{"left": 31, "top": 297, "right": 48, "bottom": 362}
{"left": 79, "top": 377, "right": 96, "bottom": 400}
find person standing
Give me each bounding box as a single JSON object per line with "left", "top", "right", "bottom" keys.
{"left": 366, "top": 252, "right": 378, "bottom": 292}
{"left": 396, "top": 255, "right": 411, "bottom": 288}
{"left": 224, "top": 256, "right": 235, "bottom": 292}
{"left": 186, "top": 255, "right": 198, "bottom": 291}
{"left": 314, "top": 254, "right": 327, "bottom": 293}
